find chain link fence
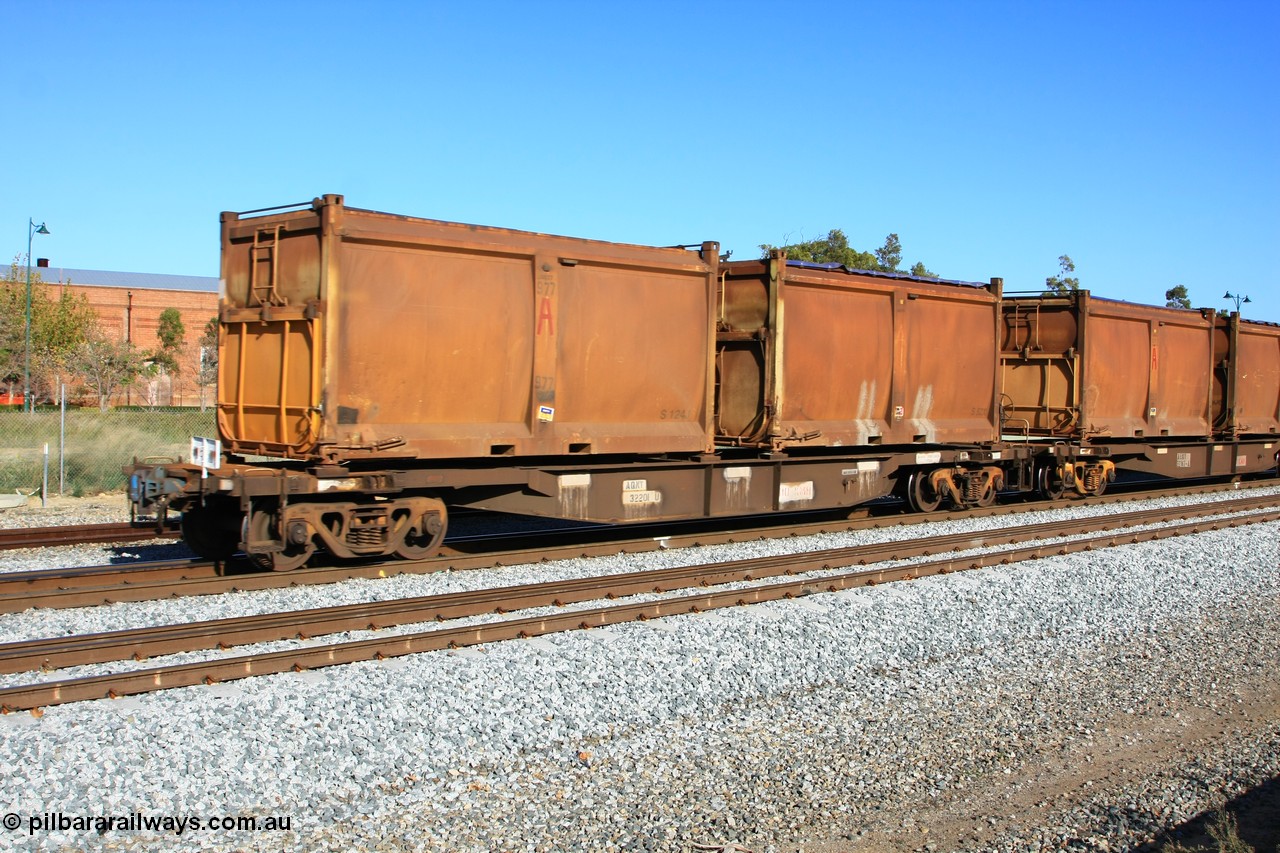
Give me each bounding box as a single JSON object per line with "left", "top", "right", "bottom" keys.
{"left": 0, "top": 406, "right": 216, "bottom": 500}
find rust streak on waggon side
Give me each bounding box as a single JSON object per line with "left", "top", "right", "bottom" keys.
{"left": 1000, "top": 292, "right": 1219, "bottom": 441}
{"left": 122, "top": 196, "right": 1280, "bottom": 569}
{"left": 218, "top": 195, "right": 719, "bottom": 463}
{"left": 1217, "top": 313, "right": 1280, "bottom": 437}
{"left": 716, "top": 255, "right": 1002, "bottom": 450}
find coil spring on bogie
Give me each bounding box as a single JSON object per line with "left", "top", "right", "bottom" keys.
{"left": 963, "top": 476, "right": 984, "bottom": 503}
{"left": 347, "top": 527, "right": 387, "bottom": 547}
{"left": 1082, "top": 467, "right": 1104, "bottom": 493}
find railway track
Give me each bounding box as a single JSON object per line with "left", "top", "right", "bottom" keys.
{"left": 5, "top": 471, "right": 1269, "bottom": 558}
{"left": 1, "top": 492, "right": 1275, "bottom": 712}
{"left": 2, "top": 481, "right": 1275, "bottom": 613}
{"left": 6, "top": 478, "right": 1274, "bottom": 559}
{"left": 0, "top": 519, "right": 180, "bottom": 551}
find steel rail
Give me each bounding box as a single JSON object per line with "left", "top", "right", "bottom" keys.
{"left": 1, "top": 484, "right": 1276, "bottom": 613}
{"left": 0, "top": 557, "right": 234, "bottom": 600}
{"left": 0, "top": 520, "right": 180, "bottom": 551}
{"left": 3, "top": 507, "right": 1274, "bottom": 713}
{"left": 3, "top": 477, "right": 1274, "bottom": 559}
{"left": 1, "top": 500, "right": 1275, "bottom": 706}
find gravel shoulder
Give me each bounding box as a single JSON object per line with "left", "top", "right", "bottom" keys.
{"left": 0, "top": 494, "right": 131, "bottom": 529}
{"left": 800, "top": 594, "right": 1280, "bottom": 853}
{"left": 0, "top": 492, "right": 1276, "bottom": 853}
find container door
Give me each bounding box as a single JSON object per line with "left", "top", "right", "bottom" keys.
{"left": 715, "top": 260, "right": 775, "bottom": 445}
{"left": 217, "top": 203, "right": 326, "bottom": 457}
{"left": 218, "top": 309, "right": 322, "bottom": 456}
{"left": 1231, "top": 317, "right": 1280, "bottom": 435}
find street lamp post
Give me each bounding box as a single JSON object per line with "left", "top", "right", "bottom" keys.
{"left": 24, "top": 219, "right": 51, "bottom": 414}
{"left": 1223, "top": 291, "right": 1251, "bottom": 315}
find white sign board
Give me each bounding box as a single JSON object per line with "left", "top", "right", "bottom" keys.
{"left": 191, "top": 436, "right": 222, "bottom": 477}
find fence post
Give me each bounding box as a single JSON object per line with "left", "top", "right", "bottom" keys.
{"left": 42, "top": 443, "right": 49, "bottom": 508}
{"left": 59, "top": 383, "right": 66, "bottom": 496}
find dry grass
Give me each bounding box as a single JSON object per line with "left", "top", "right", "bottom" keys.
{"left": 1163, "top": 811, "right": 1269, "bottom": 853}
{"left": 0, "top": 408, "right": 215, "bottom": 496}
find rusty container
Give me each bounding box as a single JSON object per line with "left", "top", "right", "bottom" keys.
{"left": 217, "top": 195, "right": 718, "bottom": 462}
{"left": 1215, "top": 314, "right": 1280, "bottom": 436}
{"left": 716, "top": 254, "right": 1002, "bottom": 449}
{"left": 1001, "top": 293, "right": 1217, "bottom": 440}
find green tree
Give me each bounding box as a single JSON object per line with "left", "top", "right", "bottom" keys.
{"left": 874, "top": 233, "right": 902, "bottom": 272}
{"left": 0, "top": 259, "right": 97, "bottom": 404}
{"left": 1045, "top": 255, "right": 1080, "bottom": 295}
{"left": 153, "top": 307, "right": 185, "bottom": 372}
{"left": 909, "top": 261, "right": 939, "bottom": 279}
{"left": 762, "top": 230, "right": 938, "bottom": 277}
{"left": 1165, "top": 284, "right": 1191, "bottom": 309}
{"left": 69, "top": 330, "right": 145, "bottom": 411}
{"left": 194, "top": 315, "right": 219, "bottom": 411}
{"left": 761, "top": 229, "right": 877, "bottom": 269}
{"left": 153, "top": 307, "right": 186, "bottom": 405}
{"left": 32, "top": 283, "right": 96, "bottom": 404}
{"left": 0, "top": 259, "right": 37, "bottom": 391}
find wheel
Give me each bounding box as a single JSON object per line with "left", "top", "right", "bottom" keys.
{"left": 395, "top": 508, "right": 448, "bottom": 560}
{"left": 1037, "top": 465, "right": 1066, "bottom": 501}
{"left": 181, "top": 504, "right": 241, "bottom": 560}
{"left": 907, "top": 470, "right": 942, "bottom": 513}
{"left": 244, "top": 509, "right": 315, "bottom": 572}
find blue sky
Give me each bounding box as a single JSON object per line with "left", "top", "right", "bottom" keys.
{"left": 4, "top": 0, "right": 1277, "bottom": 321}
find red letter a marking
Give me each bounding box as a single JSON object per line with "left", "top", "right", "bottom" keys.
{"left": 536, "top": 297, "right": 555, "bottom": 336}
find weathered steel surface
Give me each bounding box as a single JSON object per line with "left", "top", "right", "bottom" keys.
{"left": 458, "top": 453, "right": 907, "bottom": 521}
{"left": 1105, "top": 439, "right": 1278, "bottom": 478}
{"left": 217, "top": 195, "right": 719, "bottom": 462}
{"left": 716, "top": 256, "right": 1002, "bottom": 449}
{"left": 1219, "top": 314, "right": 1280, "bottom": 436}
{"left": 1002, "top": 293, "right": 1217, "bottom": 440}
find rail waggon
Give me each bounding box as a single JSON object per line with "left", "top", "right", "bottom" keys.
{"left": 1002, "top": 292, "right": 1280, "bottom": 486}
{"left": 126, "top": 195, "right": 1280, "bottom": 570}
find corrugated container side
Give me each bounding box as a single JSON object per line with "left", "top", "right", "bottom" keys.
{"left": 1222, "top": 315, "right": 1280, "bottom": 435}
{"left": 717, "top": 257, "right": 1001, "bottom": 449}
{"left": 1001, "top": 293, "right": 1216, "bottom": 440}
{"left": 218, "top": 195, "right": 717, "bottom": 461}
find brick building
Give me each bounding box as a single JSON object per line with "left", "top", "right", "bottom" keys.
{"left": 34, "top": 266, "right": 219, "bottom": 408}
